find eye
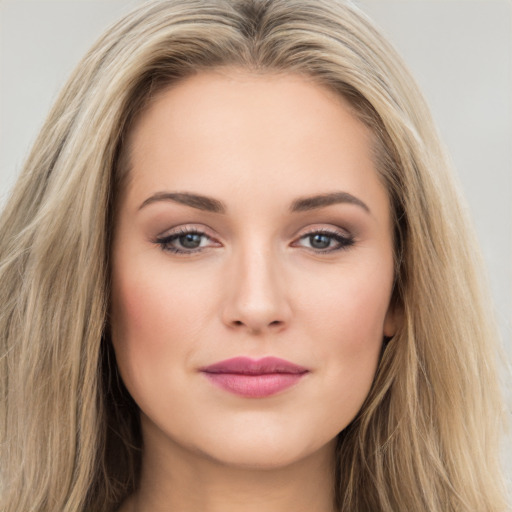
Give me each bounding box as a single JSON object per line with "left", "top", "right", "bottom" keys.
{"left": 294, "top": 229, "right": 354, "bottom": 253}
{"left": 155, "top": 227, "right": 220, "bottom": 254}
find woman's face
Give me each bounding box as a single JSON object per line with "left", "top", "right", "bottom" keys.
{"left": 111, "top": 69, "right": 397, "bottom": 469}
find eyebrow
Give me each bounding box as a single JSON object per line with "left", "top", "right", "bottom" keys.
{"left": 139, "top": 192, "right": 226, "bottom": 213}
{"left": 290, "top": 191, "right": 370, "bottom": 213}
{"left": 138, "top": 190, "right": 370, "bottom": 214}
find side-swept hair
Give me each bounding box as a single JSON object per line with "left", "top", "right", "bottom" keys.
{"left": 0, "top": 1, "right": 507, "bottom": 510}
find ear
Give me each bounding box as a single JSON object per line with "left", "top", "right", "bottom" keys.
{"left": 383, "top": 302, "right": 402, "bottom": 338}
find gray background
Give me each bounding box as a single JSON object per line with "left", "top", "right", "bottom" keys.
{"left": 1, "top": 0, "right": 511, "bottom": 490}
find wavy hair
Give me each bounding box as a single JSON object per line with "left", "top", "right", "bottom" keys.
{"left": 0, "top": 1, "right": 507, "bottom": 510}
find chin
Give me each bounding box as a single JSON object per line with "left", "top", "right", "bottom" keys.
{"left": 187, "top": 427, "right": 337, "bottom": 471}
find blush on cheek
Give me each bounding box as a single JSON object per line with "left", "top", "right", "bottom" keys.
{"left": 113, "top": 255, "right": 167, "bottom": 326}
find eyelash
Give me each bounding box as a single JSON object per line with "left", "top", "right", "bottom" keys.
{"left": 155, "top": 227, "right": 219, "bottom": 255}
{"left": 293, "top": 228, "right": 355, "bottom": 253}
{"left": 155, "top": 227, "right": 355, "bottom": 255}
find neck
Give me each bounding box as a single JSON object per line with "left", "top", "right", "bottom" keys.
{"left": 126, "top": 420, "right": 337, "bottom": 512}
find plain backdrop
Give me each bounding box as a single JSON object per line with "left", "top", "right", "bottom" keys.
{"left": 0, "top": 0, "right": 511, "bottom": 489}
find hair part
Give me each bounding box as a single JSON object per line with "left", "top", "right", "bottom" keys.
{"left": 0, "top": 1, "right": 507, "bottom": 510}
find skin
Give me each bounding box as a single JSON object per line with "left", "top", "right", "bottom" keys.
{"left": 111, "top": 68, "right": 397, "bottom": 512}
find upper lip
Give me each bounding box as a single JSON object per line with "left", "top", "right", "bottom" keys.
{"left": 200, "top": 356, "right": 309, "bottom": 375}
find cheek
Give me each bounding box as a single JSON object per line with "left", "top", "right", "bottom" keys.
{"left": 298, "top": 258, "right": 393, "bottom": 416}
{"left": 111, "top": 267, "right": 170, "bottom": 357}
{"left": 110, "top": 259, "right": 203, "bottom": 401}
{"left": 111, "top": 271, "right": 159, "bottom": 403}
{"left": 112, "top": 254, "right": 211, "bottom": 340}
{"left": 303, "top": 258, "right": 393, "bottom": 349}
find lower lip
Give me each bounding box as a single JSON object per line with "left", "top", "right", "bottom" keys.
{"left": 202, "top": 372, "right": 306, "bottom": 398}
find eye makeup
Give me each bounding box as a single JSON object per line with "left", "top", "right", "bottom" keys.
{"left": 293, "top": 228, "right": 354, "bottom": 253}
{"left": 154, "top": 225, "right": 355, "bottom": 255}
{"left": 155, "top": 227, "right": 221, "bottom": 254}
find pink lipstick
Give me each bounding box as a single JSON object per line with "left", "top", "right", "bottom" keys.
{"left": 200, "top": 356, "right": 309, "bottom": 398}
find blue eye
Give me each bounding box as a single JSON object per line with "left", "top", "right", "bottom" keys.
{"left": 155, "top": 227, "right": 353, "bottom": 255}
{"left": 177, "top": 233, "right": 204, "bottom": 249}
{"left": 297, "top": 230, "right": 354, "bottom": 252}
{"left": 308, "top": 233, "right": 333, "bottom": 249}
{"left": 156, "top": 229, "right": 215, "bottom": 254}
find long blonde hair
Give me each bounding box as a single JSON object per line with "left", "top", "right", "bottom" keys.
{"left": 0, "top": 1, "right": 507, "bottom": 510}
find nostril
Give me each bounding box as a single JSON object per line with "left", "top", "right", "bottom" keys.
{"left": 231, "top": 319, "right": 283, "bottom": 328}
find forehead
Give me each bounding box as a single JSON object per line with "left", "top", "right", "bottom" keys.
{"left": 121, "top": 68, "right": 387, "bottom": 215}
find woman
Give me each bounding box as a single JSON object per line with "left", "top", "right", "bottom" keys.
{"left": 0, "top": 1, "right": 507, "bottom": 511}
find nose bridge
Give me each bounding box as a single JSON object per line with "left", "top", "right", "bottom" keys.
{"left": 222, "top": 235, "right": 291, "bottom": 332}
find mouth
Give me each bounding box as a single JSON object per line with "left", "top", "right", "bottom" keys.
{"left": 199, "top": 356, "right": 310, "bottom": 398}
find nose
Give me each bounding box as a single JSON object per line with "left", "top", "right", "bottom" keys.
{"left": 221, "top": 244, "right": 292, "bottom": 334}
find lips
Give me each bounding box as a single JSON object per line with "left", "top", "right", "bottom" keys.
{"left": 200, "top": 356, "right": 309, "bottom": 398}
